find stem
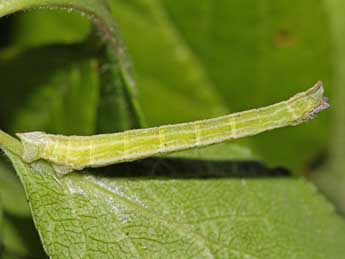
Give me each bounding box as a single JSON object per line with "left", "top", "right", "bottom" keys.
{"left": 0, "top": 130, "right": 23, "bottom": 156}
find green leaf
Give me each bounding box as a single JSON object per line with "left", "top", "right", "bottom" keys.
{"left": 4, "top": 150, "right": 345, "bottom": 259}
{"left": 109, "top": 0, "right": 332, "bottom": 173}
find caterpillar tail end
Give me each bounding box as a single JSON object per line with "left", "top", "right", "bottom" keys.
{"left": 16, "top": 132, "right": 46, "bottom": 163}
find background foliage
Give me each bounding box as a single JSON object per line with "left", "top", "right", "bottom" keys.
{"left": 0, "top": 0, "right": 344, "bottom": 258}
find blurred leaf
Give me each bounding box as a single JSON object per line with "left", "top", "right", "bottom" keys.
{"left": 11, "top": 9, "right": 90, "bottom": 47}
{"left": 0, "top": 159, "right": 29, "bottom": 216}
{"left": 0, "top": 147, "right": 44, "bottom": 257}
{"left": 1, "top": 213, "right": 47, "bottom": 258}
{"left": 3, "top": 150, "right": 345, "bottom": 259}
{"left": 0, "top": 0, "right": 143, "bottom": 132}
{"left": 0, "top": 45, "right": 101, "bottom": 135}
{"left": 310, "top": 0, "right": 345, "bottom": 214}
{"left": 109, "top": 0, "right": 332, "bottom": 173}
{"left": 109, "top": 0, "right": 229, "bottom": 125}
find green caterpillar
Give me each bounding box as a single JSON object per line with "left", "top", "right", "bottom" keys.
{"left": 17, "top": 82, "right": 329, "bottom": 174}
